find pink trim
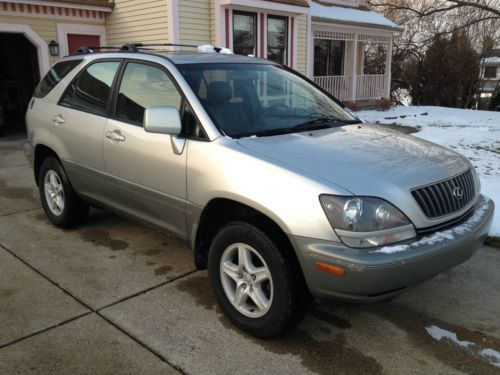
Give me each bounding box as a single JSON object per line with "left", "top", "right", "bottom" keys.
{"left": 260, "top": 13, "right": 265, "bottom": 58}
{"left": 225, "top": 9, "right": 230, "bottom": 48}
{"left": 290, "top": 17, "right": 294, "bottom": 67}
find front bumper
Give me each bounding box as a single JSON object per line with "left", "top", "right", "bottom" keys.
{"left": 291, "top": 194, "right": 494, "bottom": 302}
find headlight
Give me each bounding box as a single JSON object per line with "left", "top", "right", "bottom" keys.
{"left": 319, "top": 195, "right": 416, "bottom": 248}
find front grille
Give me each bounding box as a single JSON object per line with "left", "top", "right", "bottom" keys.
{"left": 411, "top": 169, "right": 475, "bottom": 218}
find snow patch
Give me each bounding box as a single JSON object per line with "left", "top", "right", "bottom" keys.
{"left": 426, "top": 325, "right": 500, "bottom": 368}
{"left": 479, "top": 348, "right": 500, "bottom": 368}
{"left": 425, "top": 325, "right": 474, "bottom": 348}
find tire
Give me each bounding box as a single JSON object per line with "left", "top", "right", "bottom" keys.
{"left": 38, "top": 156, "right": 88, "bottom": 228}
{"left": 208, "top": 221, "right": 308, "bottom": 338}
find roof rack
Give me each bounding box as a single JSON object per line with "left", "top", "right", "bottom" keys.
{"left": 72, "top": 43, "right": 232, "bottom": 56}
{"left": 75, "top": 46, "right": 121, "bottom": 54}
{"left": 119, "top": 43, "right": 226, "bottom": 53}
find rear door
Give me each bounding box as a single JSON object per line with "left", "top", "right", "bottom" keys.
{"left": 102, "top": 60, "right": 188, "bottom": 238}
{"left": 52, "top": 59, "right": 121, "bottom": 200}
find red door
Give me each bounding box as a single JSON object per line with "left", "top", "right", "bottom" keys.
{"left": 67, "top": 34, "right": 100, "bottom": 54}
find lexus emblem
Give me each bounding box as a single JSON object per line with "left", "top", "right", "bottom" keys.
{"left": 452, "top": 186, "right": 464, "bottom": 199}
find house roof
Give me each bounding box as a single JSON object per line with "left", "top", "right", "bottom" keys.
{"left": 265, "top": 0, "right": 309, "bottom": 7}
{"left": 40, "top": 0, "right": 114, "bottom": 8}
{"left": 311, "top": 1, "right": 402, "bottom": 32}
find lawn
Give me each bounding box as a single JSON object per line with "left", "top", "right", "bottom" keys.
{"left": 358, "top": 106, "right": 500, "bottom": 237}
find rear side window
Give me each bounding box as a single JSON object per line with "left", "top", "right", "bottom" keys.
{"left": 61, "top": 61, "right": 120, "bottom": 116}
{"left": 34, "top": 60, "right": 82, "bottom": 98}
{"left": 115, "top": 62, "right": 182, "bottom": 125}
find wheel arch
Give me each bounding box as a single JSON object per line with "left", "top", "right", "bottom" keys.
{"left": 34, "top": 144, "right": 60, "bottom": 185}
{"left": 193, "top": 198, "right": 301, "bottom": 273}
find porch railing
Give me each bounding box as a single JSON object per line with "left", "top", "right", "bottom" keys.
{"left": 314, "top": 75, "right": 353, "bottom": 102}
{"left": 314, "top": 74, "right": 389, "bottom": 102}
{"left": 356, "top": 74, "right": 388, "bottom": 101}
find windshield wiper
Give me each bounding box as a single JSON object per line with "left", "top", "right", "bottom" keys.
{"left": 234, "top": 117, "right": 361, "bottom": 138}
{"left": 296, "top": 117, "right": 361, "bottom": 127}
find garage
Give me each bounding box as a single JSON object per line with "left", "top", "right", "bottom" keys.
{"left": 0, "top": 32, "right": 40, "bottom": 136}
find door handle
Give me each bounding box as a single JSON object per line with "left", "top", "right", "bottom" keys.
{"left": 105, "top": 130, "right": 126, "bottom": 142}
{"left": 53, "top": 114, "right": 65, "bottom": 125}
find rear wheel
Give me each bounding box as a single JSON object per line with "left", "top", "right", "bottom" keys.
{"left": 38, "top": 157, "right": 88, "bottom": 228}
{"left": 208, "top": 221, "right": 308, "bottom": 338}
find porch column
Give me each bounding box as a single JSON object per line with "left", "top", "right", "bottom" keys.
{"left": 351, "top": 33, "right": 358, "bottom": 102}
{"left": 385, "top": 37, "right": 393, "bottom": 99}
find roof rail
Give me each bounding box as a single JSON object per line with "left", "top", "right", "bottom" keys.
{"left": 75, "top": 46, "right": 121, "bottom": 54}
{"left": 72, "top": 43, "right": 232, "bottom": 56}
{"left": 120, "top": 43, "right": 228, "bottom": 53}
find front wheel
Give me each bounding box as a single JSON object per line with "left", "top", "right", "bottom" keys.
{"left": 208, "top": 222, "right": 308, "bottom": 338}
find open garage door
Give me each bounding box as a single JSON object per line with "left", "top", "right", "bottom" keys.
{"left": 0, "top": 33, "right": 40, "bottom": 136}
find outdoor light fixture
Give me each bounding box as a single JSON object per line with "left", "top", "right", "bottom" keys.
{"left": 48, "top": 40, "right": 59, "bottom": 56}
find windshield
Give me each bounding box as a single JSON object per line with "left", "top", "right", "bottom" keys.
{"left": 178, "top": 63, "right": 360, "bottom": 138}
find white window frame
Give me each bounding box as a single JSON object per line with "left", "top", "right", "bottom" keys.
{"left": 56, "top": 23, "right": 107, "bottom": 57}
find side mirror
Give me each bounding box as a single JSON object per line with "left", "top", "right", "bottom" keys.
{"left": 144, "top": 106, "right": 181, "bottom": 135}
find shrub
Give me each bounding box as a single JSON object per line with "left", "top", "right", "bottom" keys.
{"left": 376, "top": 98, "right": 393, "bottom": 111}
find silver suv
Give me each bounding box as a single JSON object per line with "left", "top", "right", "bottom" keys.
{"left": 24, "top": 45, "right": 494, "bottom": 338}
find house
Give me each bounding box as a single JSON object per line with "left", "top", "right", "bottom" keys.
{"left": 0, "top": 0, "right": 401, "bottom": 133}
{"left": 479, "top": 49, "right": 500, "bottom": 108}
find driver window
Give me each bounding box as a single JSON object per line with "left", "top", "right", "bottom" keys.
{"left": 115, "top": 62, "right": 182, "bottom": 126}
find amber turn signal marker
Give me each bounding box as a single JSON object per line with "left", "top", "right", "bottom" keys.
{"left": 315, "top": 262, "right": 345, "bottom": 276}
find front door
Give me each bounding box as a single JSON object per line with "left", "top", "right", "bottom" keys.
{"left": 67, "top": 34, "right": 100, "bottom": 54}
{"left": 103, "top": 61, "right": 187, "bottom": 238}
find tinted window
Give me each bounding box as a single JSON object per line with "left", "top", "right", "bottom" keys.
{"left": 71, "top": 61, "right": 120, "bottom": 116}
{"left": 115, "top": 62, "right": 182, "bottom": 125}
{"left": 34, "top": 60, "right": 82, "bottom": 98}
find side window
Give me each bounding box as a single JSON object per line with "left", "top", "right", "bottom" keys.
{"left": 34, "top": 59, "right": 82, "bottom": 98}
{"left": 115, "top": 62, "right": 182, "bottom": 126}
{"left": 68, "top": 61, "right": 120, "bottom": 116}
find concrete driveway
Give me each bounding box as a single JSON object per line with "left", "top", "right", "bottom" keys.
{"left": 1, "top": 135, "right": 499, "bottom": 374}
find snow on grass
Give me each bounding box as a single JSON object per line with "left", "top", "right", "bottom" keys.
{"left": 358, "top": 106, "right": 500, "bottom": 236}
{"left": 425, "top": 325, "right": 500, "bottom": 368}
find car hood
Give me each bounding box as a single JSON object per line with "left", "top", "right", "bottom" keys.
{"left": 236, "top": 124, "right": 471, "bottom": 197}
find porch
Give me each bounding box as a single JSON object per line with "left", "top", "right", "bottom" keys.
{"left": 312, "top": 29, "right": 393, "bottom": 102}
